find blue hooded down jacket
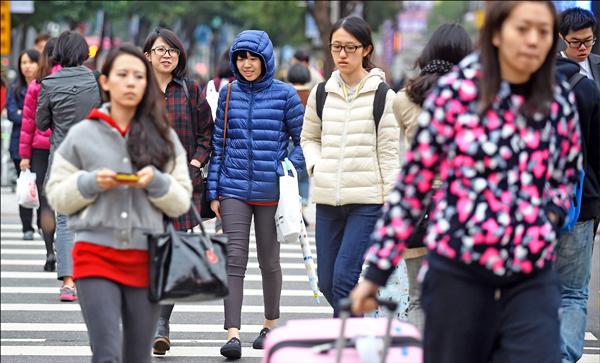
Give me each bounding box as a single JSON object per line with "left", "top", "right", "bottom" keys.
{"left": 207, "top": 30, "right": 305, "bottom": 202}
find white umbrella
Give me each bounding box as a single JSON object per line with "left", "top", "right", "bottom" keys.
{"left": 298, "top": 214, "right": 320, "bottom": 304}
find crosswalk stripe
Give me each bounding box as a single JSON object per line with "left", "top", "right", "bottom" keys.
{"left": 0, "top": 240, "right": 316, "bottom": 252}
{"left": 0, "top": 286, "right": 322, "bottom": 297}
{"left": 0, "top": 303, "right": 332, "bottom": 314}
{"left": 0, "top": 230, "right": 315, "bottom": 239}
{"left": 0, "top": 259, "right": 308, "bottom": 269}
{"left": 0, "top": 345, "right": 265, "bottom": 357}
{"left": 0, "top": 248, "right": 316, "bottom": 259}
{"left": 0, "top": 271, "right": 312, "bottom": 282}
{"left": 1, "top": 322, "right": 264, "bottom": 332}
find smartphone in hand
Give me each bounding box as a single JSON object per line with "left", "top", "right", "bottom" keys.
{"left": 113, "top": 173, "right": 140, "bottom": 183}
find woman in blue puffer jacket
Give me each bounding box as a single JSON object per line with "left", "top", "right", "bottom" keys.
{"left": 207, "top": 30, "right": 305, "bottom": 360}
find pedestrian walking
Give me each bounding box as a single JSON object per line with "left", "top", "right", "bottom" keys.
{"left": 206, "top": 29, "right": 305, "bottom": 360}
{"left": 555, "top": 37, "right": 600, "bottom": 363}
{"left": 392, "top": 23, "right": 473, "bottom": 332}
{"left": 292, "top": 49, "right": 324, "bottom": 90}
{"left": 7, "top": 49, "right": 39, "bottom": 240}
{"left": 36, "top": 30, "right": 101, "bottom": 302}
{"left": 45, "top": 43, "right": 192, "bottom": 363}
{"left": 33, "top": 33, "right": 50, "bottom": 55}
{"left": 558, "top": 8, "right": 599, "bottom": 90}
{"left": 19, "top": 38, "right": 59, "bottom": 272}
{"left": 142, "top": 27, "right": 214, "bottom": 355}
{"left": 351, "top": 2, "right": 582, "bottom": 363}
{"left": 301, "top": 16, "right": 400, "bottom": 317}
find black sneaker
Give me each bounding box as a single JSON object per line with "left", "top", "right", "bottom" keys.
{"left": 252, "top": 327, "right": 270, "bottom": 350}
{"left": 152, "top": 319, "right": 170, "bottom": 355}
{"left": 220, "top": 337, "right": 242, "bottom": 359}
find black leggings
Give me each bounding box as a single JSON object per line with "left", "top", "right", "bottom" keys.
{"left": 12, "top": 159, "right": 33, "bottom": 233}
{"left": 31, "top": 148, "right": 55, "bottom": 256}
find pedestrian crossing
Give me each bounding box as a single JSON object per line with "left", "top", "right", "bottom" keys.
{"left": 0, "top": 219, "right": 325, "bottom": 362}
{"left": 1, "top": 219, "right": 599, "bottom": 362}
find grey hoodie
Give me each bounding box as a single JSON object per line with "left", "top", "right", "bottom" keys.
{"left": 45, "top": 104, "right": 192, "bottom": 251}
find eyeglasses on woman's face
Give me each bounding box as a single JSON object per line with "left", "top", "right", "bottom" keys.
{"left": 564, "top": 37, "right": 596, "bottom": 49}
{"left": 329, "top": 43, "right": 363, "bottom": 54}
{"left": 151, "top": 46, "right": 181, "bottom": 57}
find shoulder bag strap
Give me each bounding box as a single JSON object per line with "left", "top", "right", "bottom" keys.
{"left": 221, "top": 83, "right": 232, "bottom": 162}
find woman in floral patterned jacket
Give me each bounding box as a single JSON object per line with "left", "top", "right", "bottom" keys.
{"left": 351, "top": 2, "right": 581, "bottom": 363}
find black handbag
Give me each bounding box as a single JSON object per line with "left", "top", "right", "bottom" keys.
{"left": 200, "top": 178, "right": 216, "bottom": 219}
{"left": 148, "top": 204, "right": 228, "bottom": 304}
{"left": 405, "top": 204, "right": 432, "bottom": 249}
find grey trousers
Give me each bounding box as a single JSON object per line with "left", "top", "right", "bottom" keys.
{"left": 55, "top": 213, "right": 73, "bottom": 280}
{"left": 76, "top": 278, "right": 160, "bottom": 363}
{"left": 221, "top": 198, "right": 282, "bottom": 329}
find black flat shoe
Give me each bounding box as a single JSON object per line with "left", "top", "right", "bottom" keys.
{"left": 220, "top": 337, "right": 242, "bottom": 359}
{"left": 252, "top": 327, "right": 270, "bottom": 350}
{"left": 43, "top": 254, "right": 56, "bottom": 272}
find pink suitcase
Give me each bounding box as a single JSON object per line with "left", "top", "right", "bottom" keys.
{"left": 263, "top": 298, "right": 422, "bottom": 363}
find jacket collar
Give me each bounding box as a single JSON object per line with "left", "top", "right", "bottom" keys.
{"left": 44, "top": 65, "right": 93, "bottom": 80}
{"left": 325, "top": 68, "right": 387, "bottom": 98}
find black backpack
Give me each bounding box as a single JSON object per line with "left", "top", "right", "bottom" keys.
{"left": 315, "top": 81, "right": 390, "bottom": 134}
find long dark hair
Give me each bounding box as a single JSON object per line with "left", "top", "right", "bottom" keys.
{"left": 101, "top": 43, "right": 174, "bottom": 171}
{"left": 143, "top": 27, "right": 188, "bottom": 80}
{"left": 330, "top": 16, "right": 375, "bottom": 70}
{"left": 36, "top": 37, "right": 57, "bottom": 83}
{"left": 406, "top": 23, "right": 473, "bottom": 106}
{"left": 479, "top": 1, "right": 559, "bottom": 118}
{"left": 14, "top": 49, "right": 40, "bottom": 103}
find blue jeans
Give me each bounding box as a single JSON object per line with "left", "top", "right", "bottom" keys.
{"left": 315, "top": 203, "right": 382, "bottom": 317}
{"left": 55, "top": 213, "right": 74, "bottom": 280}
{"left": 555, "top": 220, "right": 595, "bottom": 363}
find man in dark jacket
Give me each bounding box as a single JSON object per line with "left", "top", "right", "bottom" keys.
{"left": 554, "top": 56, "right": 600, "bottom": 363}
{"left": 558, "top": 7, "right": 600, "bottom": 90}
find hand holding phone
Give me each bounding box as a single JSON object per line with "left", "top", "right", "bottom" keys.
{"left": 113, "top": 173, "right": 140, "bottom": 183}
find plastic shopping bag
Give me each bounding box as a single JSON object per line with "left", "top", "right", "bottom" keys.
{"left": 275, "top": 158, "right": 302, "bottom": 244}
{"left": 16, "top": 169, "right": 39, "bottom": 209}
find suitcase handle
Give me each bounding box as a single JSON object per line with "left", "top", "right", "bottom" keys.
{"left": 335, "top": 297, "right": 398, "bottom": 363}
{"left": 338, "top": 297, "right": 398, "bottom": 313}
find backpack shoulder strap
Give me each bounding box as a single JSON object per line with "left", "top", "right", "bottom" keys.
{"left": 568, "top": 73, "right": 586, "bottom": 90}
{"left": 372, "top": 82, "right": 391, "bottom": 134}
{"left": 181, "top": 78, "right": 191, "bottom": 101}
{"left": 315, "top": 81, "right": 327, "bottom": 121}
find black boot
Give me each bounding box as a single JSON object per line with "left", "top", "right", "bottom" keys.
{"left": 152, "top": 318, "right": 170, "bottom": 355}
{"left": 43, "top": 254, "right": 56, "bottom": 272}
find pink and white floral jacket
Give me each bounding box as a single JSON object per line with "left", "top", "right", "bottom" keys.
{"left": 364, "top": 53, "right": 581, "bottom": 284}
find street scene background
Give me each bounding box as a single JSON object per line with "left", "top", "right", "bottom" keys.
{"left": 1, "top": 0, "right": 599, "bottom": 362}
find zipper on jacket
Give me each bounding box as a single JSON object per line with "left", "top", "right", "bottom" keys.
{"left": 247, "top": 88, "right": 255, "bottom": 200}
{"left": 265, "top": 336, "right": 422, "bottom": 363}
{"left": 336, "top": 102, "right": 351, "bottom": 205}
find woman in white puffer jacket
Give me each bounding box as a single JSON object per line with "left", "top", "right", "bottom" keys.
{"left": 301, "top": 16, "right": 401, "bottom": 317}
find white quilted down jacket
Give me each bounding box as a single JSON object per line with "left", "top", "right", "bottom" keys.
{"left": 301, "top": 68, "right": 401, "bottom": 206}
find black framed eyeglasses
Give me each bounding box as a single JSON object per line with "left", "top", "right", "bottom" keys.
{"left": 329, "top": 43, "right": 363, "bottom": 53}
{"left": 564, "top": 38, "right": 596, "bottom": 49}
{"left": 151, "top": 46, "right": 181, "bottom": 57}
